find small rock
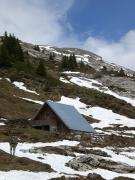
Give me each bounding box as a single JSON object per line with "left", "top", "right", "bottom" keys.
{"left": 87, "top": 173, "right": 105, "bottom": 180}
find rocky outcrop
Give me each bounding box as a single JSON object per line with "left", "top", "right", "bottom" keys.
{"left": 67, "top": 154, "right": 135, "bottom": 173}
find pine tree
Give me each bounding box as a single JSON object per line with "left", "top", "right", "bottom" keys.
{"left": 61, "top": 55, "right": 69, "bottom": 70}
{"left": 33, "top": 45, "right": 40, "bottom": 51}
{"left": 102, "top": 66, "right": 107, "bottom": 72}
{"left": 119, "top": 68, "right": 125, "bottom": 76}
{"left": 49, "top": 53, "right": 55, "bottom": 61}
{"left": 69, "top": 53, "right": 77, "bottom": 70}
{"left": 4, "top": 31, "right": 8, "bottom": 39}
{"left": 72, "top": 53, "right": 77, "bottom": 67}
{"left": 0, "top": 32, "right": 24, "bottom": 68}
{"left": 36, "top": 60, "right": 47, "bottom": 77}
{"left": 0, "top": 44, "right": 11, "bottom": 68}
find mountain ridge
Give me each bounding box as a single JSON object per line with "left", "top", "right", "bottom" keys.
{"left": 21, "top": 41, "right": 135, "bottom": 75}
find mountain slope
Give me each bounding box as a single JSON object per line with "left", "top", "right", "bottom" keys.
{"left": 0, "top": 38, "right": 135, "bottom": 179}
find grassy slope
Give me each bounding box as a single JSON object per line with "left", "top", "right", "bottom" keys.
{"left": 0, "top": 79, "right": 40, "bottom": 119}
{"left": 0, "top": 149, "right": 53, "bottom": 172}
{"left": 0, "top": 68, "right": 135, "bottom": 120}
{"left": 0, "top": 48, "right": 135, "bottom": 121}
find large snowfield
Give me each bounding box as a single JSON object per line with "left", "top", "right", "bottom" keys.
{"left": 0, "top": 140, "right": 135, "bottom": 180}
{"left": 60, "top": 74, "right": 135, "bottom": 107}
{"left": 59, "top": 96, "right": 135, "bottom": 129}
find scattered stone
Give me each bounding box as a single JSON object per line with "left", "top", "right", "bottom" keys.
{"left": 74, "top": 135, "right": 81, "bottom": 141}
{"left": 37, "top": 156, "right": 44, "bottom": 160}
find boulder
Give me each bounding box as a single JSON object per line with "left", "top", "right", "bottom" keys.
{"left": 67, "top": 154, "right": 135, "bottom": 173}
{"left": 87, "top": 173, "right": 105, "bottom": 180}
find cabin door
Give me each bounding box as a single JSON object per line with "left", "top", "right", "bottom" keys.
{"left": 43, "top": 125, "right": 50, "bottom": 131}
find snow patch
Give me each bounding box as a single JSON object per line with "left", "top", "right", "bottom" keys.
{"left": 93, "top": 147, "right": 135, "bottom": 166}
{"left": 13, "top": 82, "right": 39, "bottom": 95}
{"left": 59, "top": 77, "right": 70, "bottom": 84}
{"left": 0, "top": 171, "right": 63, "bottom": 180}
{"left": 0, "top": 77, "right": 11, "bottom": 82}
{"left": 0, "top": 123, "right": 5, "bottom": 126}
{"left": 59, "top": 96, "right": 135, "bottom": 128}
{"left": 68, "top": 76, "right": 135, "bottom": 107}
{"left": 62, "top": 71, "right": 80, "bottom": 74}
{"left": 17, "top": 96, "right": 44, "bottom": 105}
{"left": 5, "top": 78, "right": 11, "bottom": 82}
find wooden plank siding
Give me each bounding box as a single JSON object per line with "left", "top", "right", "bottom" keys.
{"left": 32, "top": 104, "right": 69, "bottom": 132}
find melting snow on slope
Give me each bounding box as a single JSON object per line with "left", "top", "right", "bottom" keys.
{"left": 16, "top": 94, "right": 135, "bottom": 129}
{"left": 0, "top": 141, "right": 78, "bottom": 179}
{"left": 62, "top": 71, "right": 80, "bottom": 74}
{"left": 13, "top": 82, "right": 39, "bottom": 95}
{"left": 0, "top": 171, "right": 61, "bottom": 180}
{"left": 76, "top": 55, "right": 89, "bottom": 63}
{"left": 69, "top": 76, "right": 135, "bottom": 107}
{"left": 0, "top": 140, "right": 135, "bottom": 180}
{"left": 17, "top": 96, "right": 44, "bottom": 105}
{"left": 5, "top": 78, "right": 11, "bottom": 82}
{"left": 59, "top": 77, "right": 70, "bottom": 84}
{"left": 0, "top": 77, "right": 11, "bottom": 82}
{"left": 0, "top": 123, "right": 5, "bottom": 126}
{"left": 70, "top": 77, "right": 102, "bottom": 91}
{"left": 93, "top": 147, "right": 135, "bottom": 166}
{"left": 59, "top": 96, "right": 135, "bottom": 128}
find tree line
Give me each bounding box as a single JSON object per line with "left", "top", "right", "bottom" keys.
{"left": 61, "top": 53, "right": 77, "bottom": 70}
{"left": 0, "top": 32, "right": 89, "bottom": 78}
{"left": 0, "top": 32, "right": 47, "bottom": 77}
{"left": 0, "top": 32, "right": 24, "bottom": 68}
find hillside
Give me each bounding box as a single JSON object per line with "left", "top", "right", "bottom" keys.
{"left": 0, "top": 34, "right": 135, "bottom": 180}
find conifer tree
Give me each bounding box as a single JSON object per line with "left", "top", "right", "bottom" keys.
{"left": 0, "top": 32, "right": 24, "bottom": 68}
{"left": 69, "top": 53, "right": 77, "bottom": 70}
{"left": 102, "top": 66, "right": 107, "bottom": 72}
{"left": 119, "top": 68, "right": 125, "bottom": 76}
{"left": 49, "top": 53, "right": 55, "bottom": 61}
{"left": 0, "top": 44, "right": 11, "bottom": 67}
{"left": 33, "top": 45, "right": 40, "bottom": 51}
{"left": 61, "top": 55, "right": 69, "bottom": 70}
{"left": 72, "top": 53, "right": 77, "bottom": 67}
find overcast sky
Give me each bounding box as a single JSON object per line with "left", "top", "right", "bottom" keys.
{"left": 0, "top": 0, "right": 135, "bottom": 70}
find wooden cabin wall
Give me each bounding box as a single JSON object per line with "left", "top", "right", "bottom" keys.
{"left": 32, "top": 104, "right": 69, "bottom": 132}
{"left": 34, "top": 104, "right": 57, "bottom": 126}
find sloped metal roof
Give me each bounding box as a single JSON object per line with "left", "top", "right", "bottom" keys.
{"left": 46, "top": 100, "right": 95, "bottom": 133}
